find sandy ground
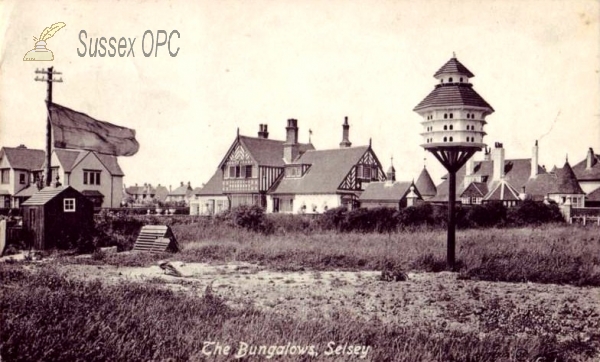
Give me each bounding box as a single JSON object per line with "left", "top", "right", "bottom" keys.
{"left": 49, "top": 256, "right": 600, "bottom": 342}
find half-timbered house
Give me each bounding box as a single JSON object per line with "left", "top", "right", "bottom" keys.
{"left": 192, "top": 122, "right": 314, "bottom": 215}
{"left": 193, "top": 118, "right": 385, "bottom": 215}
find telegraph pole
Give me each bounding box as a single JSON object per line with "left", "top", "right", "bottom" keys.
{"left": 35, "top": 67, "right": 62, "bottom": 187}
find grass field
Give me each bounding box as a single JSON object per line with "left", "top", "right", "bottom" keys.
{"left": 2, "top": 224, "right": 600, "bottom": 361}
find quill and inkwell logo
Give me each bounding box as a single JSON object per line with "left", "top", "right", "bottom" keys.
{"left": 23, "top": 22, "right": 66, "bottom": 61}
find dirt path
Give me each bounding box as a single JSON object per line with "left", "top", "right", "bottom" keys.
{"left": 57, "top": 259, "right": 600, "bottom": 343}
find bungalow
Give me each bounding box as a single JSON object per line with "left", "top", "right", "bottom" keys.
{"left": 193, "top": 118, "right": 386, "bottom": 215}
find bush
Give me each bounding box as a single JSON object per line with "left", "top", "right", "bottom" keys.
{"left": 318, "top": 206, "right": 348, "bottom": 231}
{"left": 508, "top": 200, "right": 564, "bottom": 226}
{"left": 467, "top": 201, "right": 508, "bottom": 227}
{"left": 230, "top": 205, "right": 271, "bottom": 233}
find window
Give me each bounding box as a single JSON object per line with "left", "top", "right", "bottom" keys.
{"left": 450, "top": 113, "right": 453, "bottom": 119}
{"left": 449, "top": 137, "right": 453, "bottom": 142}
{"left": 443, "top": 137, "right": 447, "bottom": 142}
{"left": 449, "top": 125, "right": 453, "bottom": 130}
{"left": 64, "top": 198, "right": 76, "bottom": 212}
{"left": 460, "top": 77, "right": 463, "bottom": 82}
{"left": 449, "top": 77, "right": 453, "bottom": 82}
{"left": 83, "top": 170, "right": 101, "bottom": 185}
{"left": 357, "top": 165, "right": 372, "bottom": 180}
{"left": 19, "top": 173, "right": 26, "bottom": 184}
{"left": 444, "top": 125, "right": 447, "bottom": 130}
{"left": 1, "top": 169, "right": 9, "bottom": 184}
{"left": 244, "top": 165, "right": 253, "bottom": 178}
{"left": 444, "top": 113, "right": 448, "bottom": 119}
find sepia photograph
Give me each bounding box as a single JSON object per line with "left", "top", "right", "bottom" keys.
{"left": 1, "top": 0, "right": 600, "bottom": 360}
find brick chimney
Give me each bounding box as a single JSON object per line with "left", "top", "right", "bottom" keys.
{"left": 492, "top": 142, "right": 505, "bottom": 181}
{"left": 339, "top": 116, "right": 352, "bottom": 148}
{"left": 258, "top": 124, "right": 269, "bottom": 139}
{"left": 283, "top": 119, "right": 299, "bottom": 163}
{"left": 587, "top": 147, "right": 595, "bottom": 169}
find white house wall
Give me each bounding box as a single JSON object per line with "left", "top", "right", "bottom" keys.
{"left": 59, "top": 153, "right": 121, "bottom": 208}
{"left": 192, "top": 196, "right": 229, "bottom": 215}
{"left": 267, "top": 194, "right": 341, "bottom": 214}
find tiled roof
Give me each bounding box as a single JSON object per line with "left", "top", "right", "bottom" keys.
{"left": 233, "top": 136, "right": 314, "bottom": 167}
{"left": 14, "top": 185, "right": 40, "bottom": 197}
{"left": 415, "top": 167, "right": 437, "bottom": 197}
{"left": 0, "top": 146, "right": 45, "bottom": 170}
{"left": 484, "top": 180, "right": 521, "bottom": 201}
{"left": 52, "top": 149, "right": 124, "bottom": 176}
{"left": 586, "top": 187, "right": 600, "bottom": 202}
{"left": 555, "top": 161, "right": 585, "bottom": 194}
{"left": 433, "top": 57, "right": 475, "bottom": 78}
{"left": 169, "top": 184, "right": 193, "bottom": 197}
{"left": 460, "top": 182, "right": 488, "bottom": 198}
{"left": 21, "top": 186, "right": 69, "bottom": 206}
{"left": 523, "top": 161, "right": 585, "bottom": 199}
{"left": 432, "top": 158, "right": 542, "bottom": 202}
{"left": 571, "top": 151, "right": 600, "bottom": 181}
{"left": 269, "top": 146, "right": 370, "bottom": 195}
{"left": 196, "top": 170, "right": 224, "bottom": 196}
{"left": 413, "top": 83, "right": 494, "bottom": 112}
{"left": 359, "top": 181, "right": 417, "bottom": 201}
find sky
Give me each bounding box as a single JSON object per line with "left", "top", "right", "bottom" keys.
{"left": 1, "top": 0, "right": 599, "bottom": 190}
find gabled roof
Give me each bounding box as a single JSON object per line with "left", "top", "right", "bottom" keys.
{"left": 460, "top": 182, "right": 488, "bottom": 198}
{"left": 52, "top": 149, "right": 124, "bottom": 176}
{"left": 269, "top": 146, "right": 370, "bottom": 195}
{"left": 169, "top": 184, "right": 193, "bottom": 197}
{"left": 21, "top": 186, "right": 72, "bottom": 206}
{"left": 415, "top": 167, "right": 437, "bottom": 197}
{"left": 0, "top": 146, "right": 45, "bottom": 170}
{"left": 571, "top": 151, "right": 600, "bottom": 181}
{"left": 359, "top": 181, "right": 419, "bottom": 202}
{"left": 433, "top": 57, "right": 475, "bottom": 78}
{"left": 484, "top": 180, "right": 521, "bottom": 201}
{"left": 220, "top": 136, "right": 315, "bottom": 168}
{"left": 432, "top": 158, "right": 542, "bottom": 202}
{"left": 413, "top": 83, "right": 494, "bottom": 112}
{"left": 196, "top": 170, "right": 224, "bottom": 196}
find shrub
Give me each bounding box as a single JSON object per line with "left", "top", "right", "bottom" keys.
{"left": 318, "top": 206, "right": 348, "bottom": 231}
{"left": 508, "top": 200, "right": 564, "bottom": 226}
{"left": 467, "top": 201, "right": 507, "bottom": 227}
{"left": 230, "top": 205, "right": 271, "bottom": 233}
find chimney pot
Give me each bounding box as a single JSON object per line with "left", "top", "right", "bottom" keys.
{"left": 339, "top": 116, "right": 352, "bottom": 148}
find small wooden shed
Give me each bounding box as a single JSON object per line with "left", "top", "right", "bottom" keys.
{"left": 21, "top": 186, "right": 94, "bottom": 250}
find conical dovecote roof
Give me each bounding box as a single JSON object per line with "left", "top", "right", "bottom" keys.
{"left": 433, "top": 56, "right": 475, "bottom": 78}
{"left": 415, "top": 167, "right": 437, "bottom": 197}
{"left": 556, "top": 161, "right": 585, "bottom": 194}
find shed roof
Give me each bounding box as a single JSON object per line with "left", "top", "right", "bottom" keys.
{"left": 14, "top": 185, "right": 41, "bottom": 198}
{"left": 21, "top": 186, "right": 74, "bottom": 206}
{"left": 270, "top": 146, "right": 370, "bottom": 195}
{"left": 0, "top": 146, "right": 45, "bottom": 170}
